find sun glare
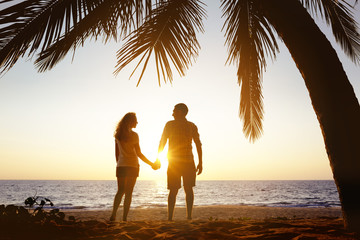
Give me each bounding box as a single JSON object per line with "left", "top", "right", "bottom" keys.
{"left": 157, "top": 149, "right": 169, "bottom": 173}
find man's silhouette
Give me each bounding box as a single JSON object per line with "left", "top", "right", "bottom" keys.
{"left": 157, "top": 103, "right": 202, "bottom": 220}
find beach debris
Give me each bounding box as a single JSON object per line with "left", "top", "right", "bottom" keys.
{"left": 208, "top": 216, "right": 218, "bottom": 221}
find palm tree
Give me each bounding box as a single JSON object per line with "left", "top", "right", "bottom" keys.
{"left": 1, "top": 0, "right": 360, "bottom": 232}
{"left": 256, "top": 0, "right": 360, "bottom": 231}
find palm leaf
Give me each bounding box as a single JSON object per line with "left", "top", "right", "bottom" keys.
{"left": 0, "top": 0, "right": 152, "bottom": 74}
{"left": 114, "top": 0, "right": 206, "bottom": 85}
{"left": 302, "top": 0, "right": 360, "bottom": 63}
{"left": 221, "top": 0, "right": 278, "bottom": 142}
{"left": 0, "top": 0, "right": 89, "bottom": 73}
{"left": 35, "top": 0, "right": 151, "bottom": 71}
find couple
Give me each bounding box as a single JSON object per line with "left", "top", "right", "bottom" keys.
{"left": 110, "top": 103, "right": 203, "bottom": 221}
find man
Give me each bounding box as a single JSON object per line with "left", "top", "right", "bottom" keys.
{"left": 157, "top": 103, "right": 202, "bottom": 220}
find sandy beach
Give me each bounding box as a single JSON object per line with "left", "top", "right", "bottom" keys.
{"left": 63, "top": 205, "right": 343, "bottom": 222}
{"left": 2, "top": 205, "right": 358, "bottom": 239}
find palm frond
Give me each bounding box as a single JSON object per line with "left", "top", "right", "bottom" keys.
{"left": 33, "top": 2, "right": 108, "bottom": 72}
{"left": 302, "top": 0, "right": 360, "bottom": 63}
{"left": 0, "top": 0, "right": 88, "bottom": 73}
{"left": 221, "top": 0, "right": 278, "bottom": 142}
{"left": 34, "top": 0, "right": 148, "bottom": 71}
{"left": 0, "top": 0, "right": 152, "bottom": 74}
{"left": 114, "top": 0, "right": 206, "bottom": 85}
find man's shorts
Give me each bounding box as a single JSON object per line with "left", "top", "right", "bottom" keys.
{"left": 116, "top": 166, "right": 139, "bottom": 178}
{"left": 167, "top": 161, "right": 196, "bottom": 190}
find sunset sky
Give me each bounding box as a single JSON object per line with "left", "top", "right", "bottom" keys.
{"left": 1, "top": 1, "right": 359, "bottom": 181}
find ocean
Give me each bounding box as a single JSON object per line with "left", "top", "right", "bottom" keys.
{"left": 0, "top": 180, "right": 340, "bottom": 210}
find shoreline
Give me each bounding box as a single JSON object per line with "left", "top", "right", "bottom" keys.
{"left": 62, "top": 205, "right": 343, "bottom": 222}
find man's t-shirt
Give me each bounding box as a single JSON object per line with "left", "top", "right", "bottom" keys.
{"left": 160, "top": 119, "right": 201, "bottom": 163}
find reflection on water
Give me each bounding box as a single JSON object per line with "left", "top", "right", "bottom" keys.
{"left": 0, "top": 180, "right": 340, "bottom": 210}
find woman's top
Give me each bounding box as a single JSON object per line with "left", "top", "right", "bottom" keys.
{"left": 115, "top": 132, "right": 139, "bottom": 168}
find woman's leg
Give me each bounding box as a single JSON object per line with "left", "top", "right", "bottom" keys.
{"left": 110, "top": 177, "right": 125, "bottom": 221}
{"left": 122, "top": 176, "right": 137, "bottom": 221}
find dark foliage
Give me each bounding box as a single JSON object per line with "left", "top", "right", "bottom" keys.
{"left": 0, "top": 201, "right": 79, "bottom": 239}
{"left": 0, "top": 203, "right": 76, "bottom": 224}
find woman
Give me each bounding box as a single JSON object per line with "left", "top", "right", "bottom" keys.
{"left": 110, "top": 112, "right": 159, "bottom": 221}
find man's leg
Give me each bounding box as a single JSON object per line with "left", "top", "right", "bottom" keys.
{"left": 184, "top": 186, "right": 194, "bottom": 220}
{"left": 167, "top": 163, "right": 181, "bottom": 221}
{"left": 183, "top": 163, "right": 196, "bottom": 220}
{"left": 168, "top": 188, "right": 178, "bottom": 221}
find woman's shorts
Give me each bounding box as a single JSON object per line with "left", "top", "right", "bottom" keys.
{"left": 116, "top": 166, "right": 139, "bottom": 178}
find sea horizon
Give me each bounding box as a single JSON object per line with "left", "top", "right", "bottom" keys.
{"left": 1, "top": 180, "right": 340, "bottom": 210}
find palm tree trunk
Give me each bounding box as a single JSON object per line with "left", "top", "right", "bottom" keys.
{"left": 260, "top": 0, "right": 360, "bottom": 232}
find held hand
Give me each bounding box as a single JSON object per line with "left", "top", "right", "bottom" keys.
{"left": 152, "top": 159, "right": 161, "bottom": 170}
{"left": 196, "top": 163, "right": 203, "bottom": 175}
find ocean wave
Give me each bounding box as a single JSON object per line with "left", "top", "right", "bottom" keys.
{"left": 0, "top": 180, "right": 340, "bottom": 210}
{"left": 57, "top": 206, "right": 88, "bottom": 210}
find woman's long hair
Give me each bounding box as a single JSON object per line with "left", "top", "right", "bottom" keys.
{"left": 114, "top": 112, "right": 136, "bottom": 142}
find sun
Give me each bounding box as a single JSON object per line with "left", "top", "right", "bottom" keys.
{"left": 157, "top": 149, "right": 169, "bottom": 173}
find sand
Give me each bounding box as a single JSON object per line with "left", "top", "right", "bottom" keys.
{"left": 3, "top": 205, "right": 359, "bottom": 239}
{"left": 58, "top": 205, "right": 358, "bottom": 239}
{"left": 63, "top": 205, "right": 343, "bottom": 222}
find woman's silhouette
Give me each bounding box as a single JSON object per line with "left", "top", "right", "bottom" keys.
{"left": 110, "top": 112, "right": 158, "bottom": 221}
